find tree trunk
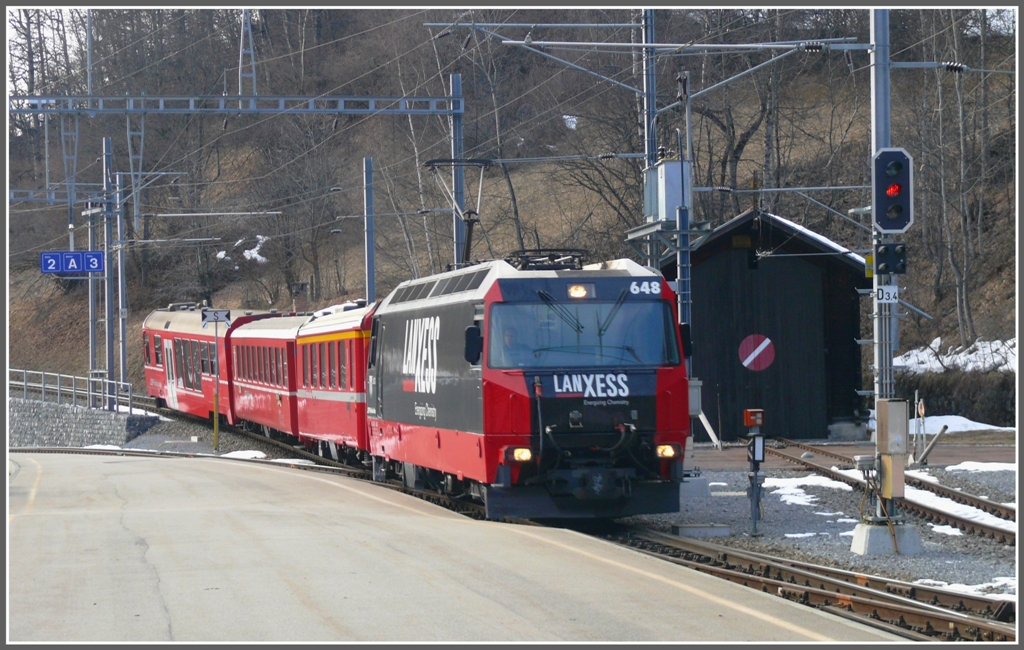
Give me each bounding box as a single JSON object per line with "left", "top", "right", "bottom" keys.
{"left": 950, "top": 10, "right": 977, "bottom": 342}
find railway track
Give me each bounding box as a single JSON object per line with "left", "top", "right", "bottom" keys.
{"left": 776, "top": 439, "right": 1016, "bottom": 521}
{"left": 768, "top": 440, "right": 1016, "bottom": 546}
{"left": 612, "top": 529, "right": 1015, "bottom": 642}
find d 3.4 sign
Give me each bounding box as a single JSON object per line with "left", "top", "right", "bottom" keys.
{"left": 876, "top": 283, "right": 899, "bottom": 303}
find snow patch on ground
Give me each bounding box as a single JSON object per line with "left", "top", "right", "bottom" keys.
{"left": 928, "top": 524, "right": 964, "bottom": 536}
{"left": 894, "top": 337, "right": 1016, "bottom": 373}
{"left": 945, "top": 461, "right": 1016, "bottom": 473}
{"left": 220, "top": 450, "right": 267, "bottom": 460}
{"left": 763, "top": 474, "right": 852, "bottom": 507}
{"left": 869, "top": 412, "right": 1015, "bottom": 435}
{"left": 914, "top": 577, "right": 1017, "bottom": 601}
{"left": 833, "top": 465, "right": 1016, "bottom": 534}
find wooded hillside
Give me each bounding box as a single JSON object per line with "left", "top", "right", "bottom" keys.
{"left": 8, "top": 9, "right": 1017, "bottom": 385}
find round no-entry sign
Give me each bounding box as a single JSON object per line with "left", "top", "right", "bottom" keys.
{"left": 739, "top": 334, "right": 775, "bottom": 372}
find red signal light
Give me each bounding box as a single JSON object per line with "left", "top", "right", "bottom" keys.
{"left": 886, "top": 183, "right": 902, "bottom": 198}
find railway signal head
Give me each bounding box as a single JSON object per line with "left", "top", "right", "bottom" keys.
{"left": 874, "top": 243, "right": 908, "bottom": 275}
{"left": 872, "top": 148, "right": 914, "bottom": 233}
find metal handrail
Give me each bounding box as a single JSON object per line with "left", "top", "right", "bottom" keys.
{"left": 9, "top": 368, "right": 134, "bottom": 413}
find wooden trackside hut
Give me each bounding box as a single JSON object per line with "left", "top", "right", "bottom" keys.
{"left": 661, "top": 209, "right": 872, "bottom": 442}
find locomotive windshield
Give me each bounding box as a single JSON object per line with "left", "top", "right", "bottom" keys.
{"left": 488, "top": 298, "right": 681, "bottom": 369}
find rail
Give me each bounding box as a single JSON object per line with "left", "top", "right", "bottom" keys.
{"left": 767, "top": 444, "right": 1015, "bottom": 545}
{"left": 9, "top": 368, "right": 135, "bottom": 413}
{"left": 776, "top": 438, "right": 1016, "bottom": 522}
{"left": 625, "top": 531, "right": 1015, "bottom": 641}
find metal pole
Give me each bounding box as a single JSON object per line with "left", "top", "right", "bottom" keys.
{"left": 871, "top": 9, "right": 897, "bottom": 521}
{"left": 43, "top": 111, "right": 49, "bottom": 191}
{"left": 364, "top": 157, "right": 375, "bottom": 302}
{"left": 87, "top": 10, "right": 93, "bottom": 98}
{"left": 685, "top": 71, "right": 694, "bottom": 163}
{"left": 450, "top": 74, "right": 465, "bottom": 264}
{"left": 642, "top": 9, "right": 657, "bottom": 169}
{"left": 104, "top": 140, "right": 115, "bottom": 410}
{"left": 116, "top": 174, "right": 128, "bottom": 386}
{"left": 675, "top": 129, "right": 691, "bottom": 327}
{"left": 213, "top": 320, "right": 219, "bottom": 451}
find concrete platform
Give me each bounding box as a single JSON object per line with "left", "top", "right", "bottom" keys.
{"left": 7, "top": 452, "right": 905, "bottom": 643}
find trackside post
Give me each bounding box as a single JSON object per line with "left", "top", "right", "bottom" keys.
{"left": 202, "top": 308, "right": 231, "bottom": 451}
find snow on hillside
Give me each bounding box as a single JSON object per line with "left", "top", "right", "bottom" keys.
{"left": 894, "top": 338, "right": 1016, "bottom": 374}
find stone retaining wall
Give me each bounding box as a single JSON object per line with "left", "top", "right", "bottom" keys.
{"left": 8, "top": 398, "right": 160, "bottom": 448}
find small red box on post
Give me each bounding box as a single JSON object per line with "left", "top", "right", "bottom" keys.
{"left": 743, "top": 409, "right": 765, "bottom": 428}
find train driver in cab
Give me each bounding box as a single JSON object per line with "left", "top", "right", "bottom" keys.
{"left": 501, "top": 327, "right": 532, "bottom": 366}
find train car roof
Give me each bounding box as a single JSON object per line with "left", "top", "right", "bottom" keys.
{"left": 295, "top": 302, "right": 375, "bottom": 338}
{"left": 142, "top": 307, "right": 278, "bottom": 338}
{"left": 375, "top": 258, "right": 661, "bottom": 314}
{"left": 232, "top": 314, "right": 311, "bottom": 340}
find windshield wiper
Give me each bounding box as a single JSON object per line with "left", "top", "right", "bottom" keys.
{"left": 598, "top": 289, "right": 628, "bottom": 337}
{"left": 537, "top": 290, "right": 583, "bottom": 333}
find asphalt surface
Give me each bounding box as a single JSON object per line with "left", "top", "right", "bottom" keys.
{"left": 8, "top": 452, "right": 906, "bottom": 643}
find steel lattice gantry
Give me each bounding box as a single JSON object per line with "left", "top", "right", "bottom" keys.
{"left": 8, "top": 94, "right": 463, "bottom": 116}
{"left": 9, "top": 88, "right": 466, "bottom": 244}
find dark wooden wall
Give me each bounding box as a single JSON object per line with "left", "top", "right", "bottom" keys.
{"left": 690, "top": 249, "right": 829, "bottom": 441}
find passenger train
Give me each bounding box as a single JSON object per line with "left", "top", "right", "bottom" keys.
{"left": 142, "top": 255, "right": 691, "bottom": 519}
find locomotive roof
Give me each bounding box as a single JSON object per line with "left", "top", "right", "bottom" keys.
{"left": 141, "top": 308, "right": 275, "bottom": 337}
{"left": 376, "top": 258, "right": 660, "bottom": 313}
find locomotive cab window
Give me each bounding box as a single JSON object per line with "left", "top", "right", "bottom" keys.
{"left": 488, "top": 299, "right": 681, "bottom": 369}
{"left": 144, "top": 334, "right": 151, "bottom": 365}
{"left": 154, "top": 336, "right": 162, "bottom": 365}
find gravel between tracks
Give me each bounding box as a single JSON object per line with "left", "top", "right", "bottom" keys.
{"left": 620, "top": 463, "right": 1017, "bottom": 600}
{"left": 124, "top": 418, "right": 1016, "bottom": 600}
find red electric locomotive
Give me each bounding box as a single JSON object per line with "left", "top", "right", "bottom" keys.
{"left": 142, "top": 255, "right": 691, "bottom": 520}
{"left": 365, "top": 254, "right": 690, "bottom": 519}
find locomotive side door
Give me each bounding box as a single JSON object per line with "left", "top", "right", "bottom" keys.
{"left": 163, "top": 338, "right": 179, "bottom": 410}
{"left": 366, "top": 317, "right": 384, "bottom": 418}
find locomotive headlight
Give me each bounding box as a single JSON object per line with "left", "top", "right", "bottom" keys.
{"left": 656, "top": 444, "right": 681, "bottom": 459}
{"left": 567, "top": 283, "right": 595, "bottom": 299}
{"left": 504, "top": 447, "right": 533, "bottom": 463}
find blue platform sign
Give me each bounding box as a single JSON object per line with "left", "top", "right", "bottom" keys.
{"left": 83, "top": 251, "right": 104, "bottom": 272}
{"left": 40, "top": 251, "right": 104, "bottom": 274}
{"left": 62, "top": 252, "right": 84, "bottom": 273}
{"left": 40, "top": 252, "right": 62, "bottom": 273}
